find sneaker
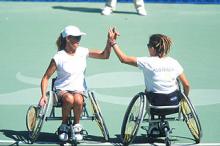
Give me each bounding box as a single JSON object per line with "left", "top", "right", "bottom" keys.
{"left": 73, "top": 124, "right": 83, "bottom": 141}
{"left": 58, "top": 124, "right": 69, "bottom": 142}
{"left": 137, "top": 7, "right": 147, "bottom": 16}
{"left": 101, "top": 6, "right": 113, "bottom": 16}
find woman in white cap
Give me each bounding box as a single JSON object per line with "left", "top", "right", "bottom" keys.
{"left": 39, "top": 25, "right": 112, "bottom": 142}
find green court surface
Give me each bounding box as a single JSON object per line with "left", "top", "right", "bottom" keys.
{"left": 0, "top": 1, "right": 220, "bottom": 145}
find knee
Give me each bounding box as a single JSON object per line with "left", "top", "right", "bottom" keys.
{"left": 62, "top": 94, "right": 74, "bottom": 105}
{"left": 74, "top": 94, "right": 83, "bottom": 106}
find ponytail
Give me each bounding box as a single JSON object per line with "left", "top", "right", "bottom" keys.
{"left": 56, "top": 34, "right": 66, "bottom": 51}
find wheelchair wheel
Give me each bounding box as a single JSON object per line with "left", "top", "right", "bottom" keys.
{"left": 26, "top": 105, "right": 38, "bottom": 132}
{"left": 26, "top": 91, "right": 54, "bottom": 143}
{"left": 88, "top": 91, "right": 110, "bottom": 141}
{"left": 121, "top": 92, "right": 146, "bottom": 145}
{"left": 26, "top": 105, "right": 45, "bottom": 143}
{"left": 180, "top": 93, "right": 202, "bottom": 143}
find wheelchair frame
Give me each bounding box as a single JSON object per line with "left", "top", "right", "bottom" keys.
{"left": 26, "top": 79, "right": 109, "bottom": 144}
{"left": 121, "top": 84, "right": 202, "bottom": 146}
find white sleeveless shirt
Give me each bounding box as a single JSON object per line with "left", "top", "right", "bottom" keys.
{"left": 53, "top": 47, "right": 89, "bottom": 92}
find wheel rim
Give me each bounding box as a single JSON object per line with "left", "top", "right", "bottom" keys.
{"left": 26, "top": 106, "right": 37, "bottom": 132}
{"left": 181, "top": 98, "right": 201, "bottom": 142}
{"left": 121, "top": 93, "right": 146, "bottom": 144}
{"left": 89, "top": 92, "right": 109, "bottom": 141}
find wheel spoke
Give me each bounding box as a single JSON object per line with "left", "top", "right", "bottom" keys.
{"left": 181, "top": 96, "right": 202, "bottom": 142}
{"left": 121, "top": 92, "right": 146, "bottom": 145}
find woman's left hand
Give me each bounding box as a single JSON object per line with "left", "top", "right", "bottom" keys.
{"left": 108, "top": 27, "right": 120, "bottom": 45}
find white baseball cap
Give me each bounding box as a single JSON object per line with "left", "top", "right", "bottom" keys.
{"left": 61, "top": 25, "right": 86, "bottom": 37}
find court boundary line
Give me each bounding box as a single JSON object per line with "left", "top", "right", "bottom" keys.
{"left": 1, "top": 140, "right": 220, "bottom": 146}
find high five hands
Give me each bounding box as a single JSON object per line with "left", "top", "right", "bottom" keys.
{"left": 108, "top": 27, "right": 120, "bottom": 46}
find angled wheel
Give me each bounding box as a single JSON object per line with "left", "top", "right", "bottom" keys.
{"left": 26, "top": 91, "right": 54, "bottom": 143}
{"left": 88, "top": 91, "right": 110, "bottom": 141}
{"left": 26, "top": 105, "right": 45, "bottom": 143}
{"left": 121, "top": 92, "right": 146, "bottom": 145}
{"left": 180, "top": 93, "right": 202, "bottom": 143}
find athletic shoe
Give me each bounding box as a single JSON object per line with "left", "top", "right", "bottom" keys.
{"left": 58, "top": 124, "right": 69, "bottom": 142}
{"left": 101, "top": 6, "right": 113, "bottom": 16}
{"left": 137, "top": 7, "right": 147, "bottom": 16}
{"left": 73, "top": 124, "right": 83, "bottom": 141}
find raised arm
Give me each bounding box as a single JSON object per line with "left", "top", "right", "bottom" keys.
{"left": 88, "top": 41, "right": 112, "bottom": 59}
{"left": 88, "top": 29, "right": 113, "bottom": 59}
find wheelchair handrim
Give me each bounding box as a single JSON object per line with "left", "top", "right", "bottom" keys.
{"left": 121, "top": 92, "right": 146, "bottom": 145}
{"left": 26, "top": 106, "right": 37, "bottom": 132}
{"left": 181, "top": 97, "right": 202, "bottom": 143}
{"left": 89, "top": 91, "right": 110, "bottom": 141}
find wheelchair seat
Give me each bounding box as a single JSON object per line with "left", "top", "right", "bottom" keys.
{"left": 149, "top": 104, "right": 180, "bottom": 116}
{"left": 146, "top": 91, "right": 181, "bottom": 116}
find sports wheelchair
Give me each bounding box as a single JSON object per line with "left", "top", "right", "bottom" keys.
{"left": 121, "top": 81, "right": 202, "bottom": 146}
{"left": 25, "top": 78, "right": 109, "bottom": 144}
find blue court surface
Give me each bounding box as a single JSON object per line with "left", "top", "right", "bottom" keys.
{"left": 0, "top": 1, "right": 220, "bottom": 146}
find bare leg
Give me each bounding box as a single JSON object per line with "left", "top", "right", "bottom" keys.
{"left": 61, "top": 92, "right": 74, "bottom": 124}
{"left": 72, "top": 93, "right": 84, "bottom": 124}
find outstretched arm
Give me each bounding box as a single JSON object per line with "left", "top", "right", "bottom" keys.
{"left": 112, "top": 43, "right": 137, "bottom": 67}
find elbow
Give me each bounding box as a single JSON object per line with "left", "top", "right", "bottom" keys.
{"left": 41, "top": 74, "right": 50, "bottom": 84}
{"left": 185, "top": 83, "right": 190, "bottom": 91}
{"left": 104, "top": 54, "right": 110, "bottom": 59}
{"left": 184, "top": 81, "right": 190, "bottom": 90}
{"left": 101, "top": 51, "right": 110, "bottom": 59}
{"left": 119, "top": 58, "right": 127, "bottom": 64}
{"left": 183, "top": 82, "right": 190, "bottom": 96}
{"left": 102, "top": 55, "right": 110, "bottom": 59}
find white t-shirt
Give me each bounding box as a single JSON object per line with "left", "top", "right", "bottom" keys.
{"left": 137, "top": 56, "right": 183, "bottom": 94}
{"left": 53, "top": 47, "right": 89, "bottom": 92}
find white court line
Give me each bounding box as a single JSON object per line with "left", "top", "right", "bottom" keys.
{"left": 1, "top": 140, "right": 220, "bottom": 146}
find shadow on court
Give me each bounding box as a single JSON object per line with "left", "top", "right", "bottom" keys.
{"left": 113, "top": 134, "right": 196, "bottom": 146}
{"left": 0, "top": 130, "right": 196, "bottom": 145}
{"left": 0, "top": 129, "right": 58, "bottom": 144}
{"left": 0, "top": 129, "right": 29, "bottom": 144}
{"left": 0, "top": 129, "right": 122, "bottom": 145}
{"left": 52, "top": 6, "right": 137, "bottom": 15}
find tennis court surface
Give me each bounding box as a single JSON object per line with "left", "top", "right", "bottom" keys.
{"left": 0, "top": 1, "right": 220, "bottom": 145}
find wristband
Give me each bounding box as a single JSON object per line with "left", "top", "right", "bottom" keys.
{"left": 111, "top": 42, "right": 117, "bottom": 47}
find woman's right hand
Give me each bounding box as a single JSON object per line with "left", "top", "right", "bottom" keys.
{"left": 39, "top": 96, "right": 47, "bottom": 107}
{"left": 108, "top": 27, "right": 119, "bottom": 40}
{"left": 108, "top": 27, "right": 120, "bottom": 46}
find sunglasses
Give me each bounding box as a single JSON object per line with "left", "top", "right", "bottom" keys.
{"left": 69, "top": 36, "right": 81, "bottom": 42}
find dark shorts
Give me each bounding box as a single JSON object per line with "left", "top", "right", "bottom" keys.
{"left": 146, "top": 90, "right": 181, "bottom": 106}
